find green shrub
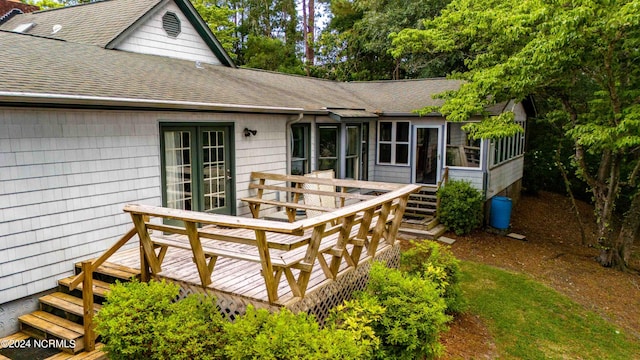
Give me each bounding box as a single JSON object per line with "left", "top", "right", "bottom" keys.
{"left": 325, "top": 297, "right": 385, "bottom": 358}
{"left": 437, "top": 179, "right": 484, "bottom": 235}
{"left": 153, "top": 294, "right": 227, "bottom": 360}
{"left": 95, "top": 280, "right": 226, "bottom": 360}
{"left": 401, "top": 240, "right": 467, "bottom": 314}
{"left": 224, "top": 306, "right": 367, "bottom": 359}
{"left": 358, "top": 262, "right": 451, "bottom": 360}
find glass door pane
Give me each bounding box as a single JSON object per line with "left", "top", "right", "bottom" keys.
{"left": 345, "top": 125, "right": 360, "bottom": 179}
{"left": 318, "top": 126, "right": 338, "bottom": 174}
{"left": 164, "top": 130, "right": 193, "bottom": 210}
{"left": 202, "top": 129, "right": 228, "bottom": 213}
{"left": 415, "top": 127, "right": 440, "bottom": 185}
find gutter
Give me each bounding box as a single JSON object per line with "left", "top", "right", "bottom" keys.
{"left": 0, "top": 92, "right": 306, "bottom": 114}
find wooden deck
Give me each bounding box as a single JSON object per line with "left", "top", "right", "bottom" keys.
{"left": 107, "top": 235, "right": 394, "bottom": 307}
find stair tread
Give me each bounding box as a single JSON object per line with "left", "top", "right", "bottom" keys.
{"left": 29, "top": 311, "right": 84, "bottom": 335}
{"left": 58, "top": 277, "right": 112, "bottom": 297}
{"left": 76, "top": 261, "right": 139, "bottom": 280}
{"left": 40, "top": 292, "right": 101, "bottom": 316}
{"left": 19, "top": 312, "right": 83, "bottom": 341}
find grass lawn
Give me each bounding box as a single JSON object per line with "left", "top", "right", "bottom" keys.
{"left": 460, "top": 261, "right": 640, "bottom": 359}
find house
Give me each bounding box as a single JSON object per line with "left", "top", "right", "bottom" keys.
{"left": 0, "top": 0, "right": 526, "bottom": 336}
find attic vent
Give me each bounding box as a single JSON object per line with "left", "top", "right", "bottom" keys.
{"left": 13, "top": 22, "right": 35, "bottom": 33}
{"left": 162, "top": 11, "right": 181, "bottom": 38}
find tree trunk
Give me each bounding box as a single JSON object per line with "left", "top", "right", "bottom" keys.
{"left": 598, "top": 188, "right": 640, "bottom": 270}
{"left": 305, "top": 0, "right": 315, "bottom": 75}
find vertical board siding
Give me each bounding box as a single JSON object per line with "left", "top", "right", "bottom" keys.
{"left": 0, "top": 108, "right": 288, "bottom": 305}
{"left": 486, "top": 157, "right": 524, "bottom": 199}
{"left": 116, "top": 1, "right": 222, "bottom": 65}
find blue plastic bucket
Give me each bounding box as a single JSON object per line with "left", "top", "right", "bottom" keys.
{"left": 489, "top": 196, "right": 512, "bottom": 230}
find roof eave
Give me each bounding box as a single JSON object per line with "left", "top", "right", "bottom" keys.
{"left": 0, "top": 92, "right": 303, "bottom": 114}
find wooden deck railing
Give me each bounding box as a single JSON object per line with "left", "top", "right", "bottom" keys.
{"left": 68, "top": 174, "right": 420, "bottom": 352}
{"left": 66, "top": 227, "right": 138, "bottom": 352}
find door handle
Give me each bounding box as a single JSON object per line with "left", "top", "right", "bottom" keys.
{"left": 226, "top": 169, "right": 232, "bottom": 181}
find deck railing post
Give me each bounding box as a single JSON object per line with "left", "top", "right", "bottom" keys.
{"left": 82, "top": 261, "right": 95, "bottom": 352}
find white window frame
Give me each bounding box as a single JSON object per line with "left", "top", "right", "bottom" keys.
{"left": 377, "top": 120, "right": 411, "bottom": 166}
{"left": 444, "top": 121, "right": 484, "bottom": 170}
{"left": 491, "top": 120, "right": 526, "bottom": 167}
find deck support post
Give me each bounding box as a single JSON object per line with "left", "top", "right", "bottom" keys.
{"left": 82, "top": 261, "right": 95, "bottom": 352}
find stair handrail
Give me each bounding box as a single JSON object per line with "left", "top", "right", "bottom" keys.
{"left": 67, "top": 226, "right": 138, "bottom": 351}
{"left": 435, "top": 167, "right": 449, "bottom": 212}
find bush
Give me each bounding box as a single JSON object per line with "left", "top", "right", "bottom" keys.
{"left": 96, "top": 279, "right": 178, "bottom": 360}
{"left": 358, "top": 262, "right": 451, "bottom": 360}
{"left": 437, "top": 179, "right": 484, "bottom": 235}
{"left": 153, "top": 295, "right": 227, "bottom": 360}
{"left": 325, "top": 297, "right": 385, "bottom": 358}
{"left": 401, "top": 240, "right": 466, "bottom": 314}
{"left": 95, "top": 280, "right": 226, "bottom": 360}
{"left": 224, "top": 306, "right": 367, "bottom": 359}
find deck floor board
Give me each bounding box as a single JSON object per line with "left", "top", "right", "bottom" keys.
{"left": 108, "top": 238, "right": 393, "bottom": 305}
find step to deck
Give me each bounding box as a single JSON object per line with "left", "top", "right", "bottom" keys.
{"left": 75, "top": 262, "right": 140, "bottom": 282}
{"left": 39, "top": 292, "right": 101, "bottom": 319}
{"left": 402, "top": 217, "right": 439, "bottom": 231}
{"left": 58, "top": 276, "right": 112, "bottom": 299}
{"left": 18, "top": 311, "right": 84, "bottom": 354}
{"left": 399, "top": 223, "right": 447, "bottom": 240}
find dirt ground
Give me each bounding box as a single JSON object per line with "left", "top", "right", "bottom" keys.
{"left": 428, "top": 191, "right": 640, "bottom": 359}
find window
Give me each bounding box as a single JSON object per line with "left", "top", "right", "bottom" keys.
{"left": 492, "top": 120, "right": 525, "bottom": 166}
{"left": 446, "top": 122, "right": 481, "bottom": 168}
{"left": 377, "top": 121, "right": 410, "bottom": 165}
{"left": 318, "top": 125, "right": 339, "bottom": 174}
{"left": 291, "top": 124, "right": 309, "bottom": 175}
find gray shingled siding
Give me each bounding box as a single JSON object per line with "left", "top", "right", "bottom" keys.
{"left": 0, "top": 107, "right": 288, "bottom": 306}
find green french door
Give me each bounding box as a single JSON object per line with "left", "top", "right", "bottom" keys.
{"left": 161, "top": 125, "right": 234, "bottom": 215}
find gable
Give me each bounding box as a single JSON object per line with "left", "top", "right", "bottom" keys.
{"left": 113, "top": 0, "right": 222, "bottom": 65}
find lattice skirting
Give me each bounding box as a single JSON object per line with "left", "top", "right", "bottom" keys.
{"left": 156, "top": 243, "right": 400, "bottom": 323}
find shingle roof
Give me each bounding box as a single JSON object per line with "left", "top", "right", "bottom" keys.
{"left": 0, "top": 29, "right": 473, "bottom": 115}
{"left": 0, "top": 0, "right": 159, "bottom": 47}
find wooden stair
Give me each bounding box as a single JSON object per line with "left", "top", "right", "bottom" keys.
{"left": 0, "top": 261, "right": 139, "bottom": 359}
{"left": 404, "top": 186, "right": 438, "bottom": 219}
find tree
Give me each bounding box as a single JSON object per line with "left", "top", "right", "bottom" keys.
{"left": 391, "top": 0, "right": 640, "bottom": 269}
{"left": 315, "top": 0, "right": 454, "bottom": 81}
{"left": 190, "top": 0, "right": 237, "bottom": 59}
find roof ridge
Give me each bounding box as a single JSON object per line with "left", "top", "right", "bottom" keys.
{"left": 31, "top": 0, "right": 112, "bottom": 14}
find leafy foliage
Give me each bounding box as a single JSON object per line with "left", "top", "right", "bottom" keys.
{"left": 95, "top": 280, "right": 226, "bottom": 360}
{"left": 437, "top": 179, "right": 484, "bottom": 235}
{"left": 401, "top": 240, "right": 466, "bottom": 314}
{"left": 390, "top": 0, "right": 640, "bottom": 268}
{"left": 223, "top": 306, "right": 367, "bottom": 359}
{"left": 190, "top": 0, "right": 237, "bottom": 59}
{"left": 95, "top": 279, "right": 178, "bottom": 359}
{"left": 325, "top": 297, "right": 385, "bottom": 358}
{"left": 315, "top": 0, "right": 456, "bottom": 80}
{"left": 358, "top": 262, "right": 451, "bottom": 360}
